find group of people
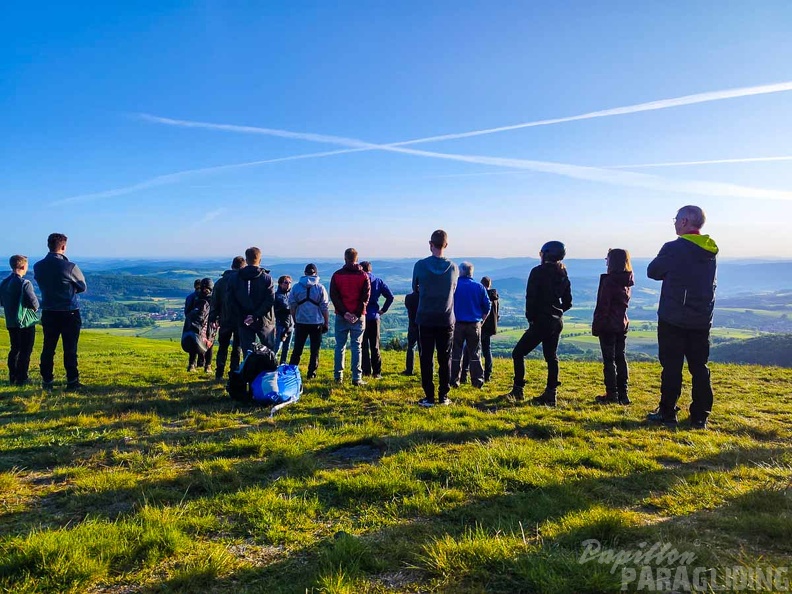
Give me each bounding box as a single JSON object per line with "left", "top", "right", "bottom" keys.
{"left": 2, "top": 204, "right": 718, "bottom": 429}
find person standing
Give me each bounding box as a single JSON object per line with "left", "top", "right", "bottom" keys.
{"left": 289, "top": 264, "right": 330, "bottom": 379}
{"left": 33, "top": 233, "right": 87, "bottom": 391}
{"left": 0, "top": 256, "right": 40, "bottom": 386}
{"left": 360, "top": 261, "right": 394, "bottom": 379}
{"left": 450, "top": 262, "right": 490, "bottom": 389}
{"left": 229, "top": 247, "right": 276, "bottom": 355}
{"left": 480, "top": 276, "right": 500, "bottom": 383}
{"left": 210, "top": 256, "right": 245, "bottom": 380}
{"left": 274, "top": 275, "right": 294, "bottom": 365}
{"left": 592, "top": 249, "right": 634, "bottom": 405}
{"left": 183, "top": 278, "right": 216, "bottom": 373}
{"left": 402, "top": 289, "right": 419, "bottom": 376}
{"left": 330, "top": 248, "right": 371, "bottom": 386}
{"left": 412, "top": 230, "right": 459, "bottom": 407}
{"left": 505, "top": 241, "right": 572, "bottom": 406}
{"left": 647, "top": 205, "right": 718, "bottom": 429}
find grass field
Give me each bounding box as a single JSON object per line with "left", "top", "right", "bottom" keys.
{"left": 0, "top": 325, "right": 791, "bottom": 593}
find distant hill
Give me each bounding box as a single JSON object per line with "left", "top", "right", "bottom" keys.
{"left": 710, "top": 334, "right": 792, "bottom": 367}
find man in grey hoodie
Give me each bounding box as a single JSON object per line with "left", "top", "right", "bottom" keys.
{"left": 289, "top": 263, "right": 330, "bottom": 379}
{"left": 412, "top": 229, "right": 459, "bottom": 407}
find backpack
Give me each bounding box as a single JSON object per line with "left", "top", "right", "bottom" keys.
{"left": 297, "top": 284, "right": 323, "bottom": 307}
{"left": 227, "top": 344, "right": 279, "bottom": 401}
{"left": 17, "top": 280, "right": 39, "bottom": 329}
{"left": 251, "top": 364, "right": 303, "bottom": 415}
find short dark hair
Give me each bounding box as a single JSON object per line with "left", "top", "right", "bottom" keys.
{"left": 430, "top": 229, "right": 448, "bottom": 249}
{"left": 194, "top": 279, "right": 201, "bottom": 289}
{"left": 9, "top": 255, "right": 27, "bottom": 270}
{"left": 47, "top": 233, "right": 68, "bottom": 251}
{"left": 344, "top": 248, "right": 358, "bottom": 264}
{"left": 278, "top": 275, "right": 292, "bottom": 284}
{"left": 304, "top": 263, "right": 318, "bottom": 275}
{"left": 360, "top": 261, "right": 372, "bottom": 272}
{"left": 245, "top": 247, "right": 262, "bottom": 265}
{"left": 231, "top": 256, "right": 245, "bottom": 270}
{"left": 481, "top": 276, "right": 491, "bottom": 288}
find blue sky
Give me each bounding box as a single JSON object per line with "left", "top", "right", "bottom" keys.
{"left": 3, "top": 0, "right": 792, "bottom": 260}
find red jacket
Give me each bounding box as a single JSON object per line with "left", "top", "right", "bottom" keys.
{"left": 592, "top": 271, "right": 634, "bottom": 336}
{"left": 329, "top": 263, "right": 371, "bottom": 318}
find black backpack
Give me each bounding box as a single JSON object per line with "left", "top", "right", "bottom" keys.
{"left": 227, "top": 344, "right": 278, "bottom": 401}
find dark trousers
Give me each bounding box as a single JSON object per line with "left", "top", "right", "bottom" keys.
{"left": 418, "top": 324, "right": 453, "bottom": 402}
{"left": 239, "top": 323, "right": 276, "bottom": 356}
{"left": 215, "top": 326, "right": 241, "bottom": 376}
{"left": 289, "top": 323, "right": 323, "bottom": 377}
{"left": 658, "top": 320, "right": 713, "bottom": 420}
{"left": 7, "top": 326, "right": 36, "bottom": 384}
{"left": 40, "top": 310, "right": 81, "bottom": 384}
{"left": 274, "top": 323, "right": 292, "bottom": 365}
{"left": 362, "top": 317, "right": 382, "bottom": 375}
{"left": 512, "top": 318, "right": 563, "bottom": 390}
{"left": 599, "top": 332, "right": 628, "bottom": 397}
{"left": 189, "top": 346, "right": 213, "bottom": 369}
{"left": 482, "top": 333, "right": 493, "bottom": 381}
{"left": 452, "top": 322, "right": 484, "bottom": 386}
{"left": 405, "top": 323, "right": 419, "bottom": 373}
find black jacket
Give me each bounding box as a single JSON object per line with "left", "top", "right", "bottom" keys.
{"left": 404, "top": 291, "right": 419, "bottom": 327}
{"left": 592, "top": 271, "right": 634, "bottom": 336}
{"left": 33, "top": 252, "right": 86, "bottom": 311}
{"left": 647, "top": 235, "right": 718, "bottom": 330}
{"left": 0, "top": 274, "right": 40, "bottom": 328}
{"left": 274, "top": 288, "right": 293, "bottom": 329}
{"left": 525, "top": 262, "right": 572, "bottom": 324}
{"left": 209, "top": 270, "right": 236, "bottom": 329}
{"left": 482, "top": 288, "right": 500, "bottom": 336}
{"left": 228, "top": 265, "right": 276, "bottom": 328}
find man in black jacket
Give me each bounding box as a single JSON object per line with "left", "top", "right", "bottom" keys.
{"left": 210, "top": 256, "right": 245, "bottom": 380}
{"left": 33, "top": 233, "right": 87, "bottom": 391}
{"left": 480, "top": 277, "right": 499, "bottom": 383}
{"left": 647, "top": 205, "right": 718, "bottom": 429}
{"left": 229, "top": 247, "right": 276, "bottom": 356}
{"left": 0, "top": 255, "right": 40, "bottom": 385}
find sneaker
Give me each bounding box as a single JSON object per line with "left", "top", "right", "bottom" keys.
{"left": 595, "top": 393, "right": 619, "bottom": 404}
{"left": 204, "top": 366, "right": 213, "bottom": 374}
{"left": 449, "top": 382, "right": 460, "bottom": 389}
{"left": 307, "top": 372, "right": 317, "bottom": 379}
{"left": 65, "top": 381, "right": 85, "bottom": 393}
{"left": 352, "top": 379, "right": 367, "bottom": 387}
{"left": 690, "top": 418, "right": 708, "bottom": 430}
{"left": 418, "top": 397, "right": 435, "bottom": 408}
{"left": 618, "top": 395, "right": 631, "bottom": 405}
{"left": 437, "top": 398, "right": 452, "bottom": 406}
{"left": 372, "top": 374, "right": 383, "bottom": 380}
{"left": 187, "top": 363, "right": 197, "bottom": 372}
{"left": 647, "top": 408, "right": 678, "bottom": 427}
{"left": 471, "top": 381, "right": 484, "bottom": 389}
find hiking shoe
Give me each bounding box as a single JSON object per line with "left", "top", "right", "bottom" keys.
{"left": 690, "top": 418, "right": 708, "bottom": 430}
{"left": 531, "top": 396, "right": 557, "bottom": 407}
{"left": 65, "top": 381, "right": 85, "bottom": 393}
{"left": 595, "top": 393, "right": 619, "bottom": 404}
{"left": 618, "top": 395, "right": 632, "bottom": 405}
{"left": 352, "top": 379, "right": 367, "bottom": 387}
{"left": 647, "top": 408, "right": 678, "bottom": 427}
{"left": 418, "top": 398, "right": 435, "bottom": 408}
{"left": 471, "top": 381, "right": 484, "bottom": 389}
{"left": 502, "top": 388, "right": 525, "bottom": 403}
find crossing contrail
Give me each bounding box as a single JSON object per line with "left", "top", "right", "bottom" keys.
{"left": 610, "top": 156, "right": 792, "bottom": 169}
{"left": 55, "top": 80, "right": 792, "bottom": 204}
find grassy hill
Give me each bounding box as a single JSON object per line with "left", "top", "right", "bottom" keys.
{"left": 710, "top": 333, "right": 792, "bottom": 367}
{"left": 1, "top": 326, "right": 791, "bottom": 593}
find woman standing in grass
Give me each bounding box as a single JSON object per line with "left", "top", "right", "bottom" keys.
{"left": 592, "top": 248, "right": 634, "bottom": 405}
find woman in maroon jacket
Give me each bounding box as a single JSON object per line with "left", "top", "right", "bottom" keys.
{"left": 592, "top": 249, "right": 634, "bottom": 404}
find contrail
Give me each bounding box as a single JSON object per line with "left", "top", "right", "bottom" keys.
{"left": 137, "top": 117, "right": 792, "bottom": 201}
{"left": 610, "top": 156, "right": 792, "bottom": 169}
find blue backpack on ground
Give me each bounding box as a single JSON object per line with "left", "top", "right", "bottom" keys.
{"left": 251, "top": 364, "right": 303, "bottom": 415}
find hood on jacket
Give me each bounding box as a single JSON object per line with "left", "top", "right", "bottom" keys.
{"left": 300, "top": 275, "right": 321, "bottom": 286}
{"left": 681, "top": 234, "right": 719, "bottom": 254}
{"left": 239, "top": 266, "right": 269, "bottom": 281}
{"left": 605, "top": 271, "right": 635, "bottom": 288}
{"left": 425, "top": 256, "right": 455, "bottom": 275}
{"left": 343, "top": 263, "right": 364, "bottom": 273}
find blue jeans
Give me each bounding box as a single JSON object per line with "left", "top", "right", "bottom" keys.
{"left": 334, "top": 316, "right": 365, "bottom": 381}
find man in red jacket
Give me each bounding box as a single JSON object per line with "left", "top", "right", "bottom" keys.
{"left": 330, "top": 248, "right": 371, "bottom": 386}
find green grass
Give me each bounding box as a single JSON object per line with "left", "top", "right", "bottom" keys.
{"left": 1, "top": 323, "right": 791, "bottom": 592}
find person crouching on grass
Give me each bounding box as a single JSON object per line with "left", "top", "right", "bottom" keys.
{"left": 592, "top": 249, "right": 634, "bottom": 405}
{"left": 504, "top": 241, "right": 572, "bottom": 406}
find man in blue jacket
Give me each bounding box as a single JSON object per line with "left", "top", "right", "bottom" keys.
{"left": 647, "top": 205, "right": 718, "bottom": 429}
{"left": 0, "top": 255, "right": 40, "bottom": 386}
{"left": 450, "top": 262, "right": 491, "bottom": 389}
{"left": 33, "top": 233, "right": 87, "bottom": 391}
{"left": 360, "top": 261, "right": 394, "bottom": 379}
